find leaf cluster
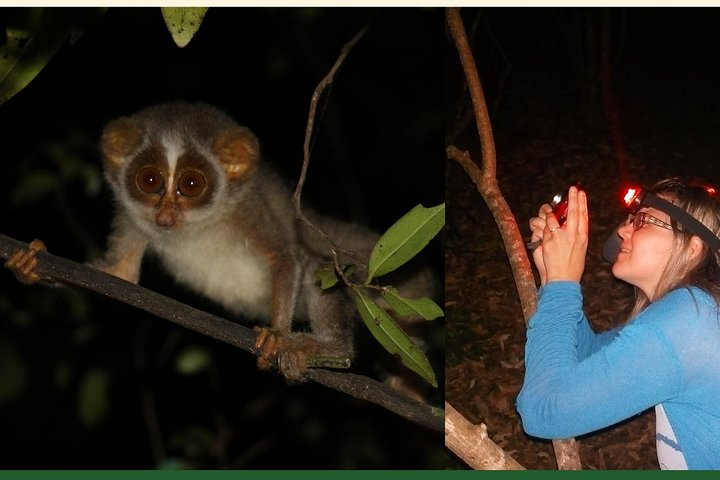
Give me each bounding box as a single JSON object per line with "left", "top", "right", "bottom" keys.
{"left": 317, "top": 203, "right": 445, "bottom": 388}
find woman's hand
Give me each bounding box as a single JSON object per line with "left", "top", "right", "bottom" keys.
{"left": 528, "top": 204, "right": 553, "bottom": 285}
{"left": 541, "top": 186, "right": 589, "bottom": 284}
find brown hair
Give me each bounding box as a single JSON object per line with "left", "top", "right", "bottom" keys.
{"left": 629, "top": 178, "right": 720, "bottom": 318}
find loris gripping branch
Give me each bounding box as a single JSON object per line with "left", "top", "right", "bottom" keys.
{"left": 7, "top": 101, "right": 432, "bottom": 383}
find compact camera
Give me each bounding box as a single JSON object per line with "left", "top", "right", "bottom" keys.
{"left": 549, "top": 181, "right": 582, "bottom": 227}
{"left": 526, "top": 181, "right": 582, "bottom": 251}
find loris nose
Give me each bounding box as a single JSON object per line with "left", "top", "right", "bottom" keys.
{"left": 155, "top": 197, "right": 178, "bottom": 227}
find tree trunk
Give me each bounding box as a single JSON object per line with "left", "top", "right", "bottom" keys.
{"left": 446, "top": 7, "right": 583, "bottom": 470}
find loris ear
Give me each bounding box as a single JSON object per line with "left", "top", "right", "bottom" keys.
{"left": 213, "top": 127, "right": 260, "bottom": 181}
{"left": 101, "top": 118, "right": 144, "bottom": 169}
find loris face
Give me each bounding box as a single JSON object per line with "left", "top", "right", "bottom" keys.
{"left": 120, "top": 136, "right": 222, "bottom": 231}
{"left": 100, "top": 102, "right": 260, "bottom": 237}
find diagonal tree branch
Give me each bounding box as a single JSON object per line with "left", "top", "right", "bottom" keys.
{"left": 445, "top": 401, "right": 524, "bottom": 470}
{"left": 293, "top": 25, "right": 369, "bottom": 269}
{"left": 446, "top": 7, "right": 582, "bottom": 470}
{"left": 446, "top": 8, "right": 537, "bottom": 326}
{"left": 0, "top": 232, "right": 442, "bottom": 433}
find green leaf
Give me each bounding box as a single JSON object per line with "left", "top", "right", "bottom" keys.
{"left": 366, "top": 203, "right": 445, "bottom": 282}
{"left": 314, "top": 263, "right": 356, "bottom": 289}
{"left": 314, "top": 263, "right": 339, "bottom": 289}
{"left": 77, "top": 368, "right": 110, "bottom": 428}
{"left": 352, "top": 287, "right": 437, "bottom": 387}
{"left": 0, "top": 21, "right": 68, "bottom": 106}
{"left": 382, "top": 287, "right": 444, "bottom": 321}
{"left": 0, "top": 9, "right": 104, "bottom": 105}
{"left": 175, "top": 346, "right": 211, "bottom": 375}
{"left": 161, "top": 7, "right": 208, "bottom": 48}
{"left": 343, "top": 264, "right": 356, "bottom": 279}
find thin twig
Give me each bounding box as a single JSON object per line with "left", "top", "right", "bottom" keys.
{"left": 292, "top": 25, "right": 369, "bottom": 270}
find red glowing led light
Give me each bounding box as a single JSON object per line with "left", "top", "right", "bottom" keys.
{"left": 623, "top": 187, "right": 639, "bottom": 206}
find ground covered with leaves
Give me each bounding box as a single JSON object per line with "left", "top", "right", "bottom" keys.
{"left": 445, "top": 10, "right": 720, "bottom": 468}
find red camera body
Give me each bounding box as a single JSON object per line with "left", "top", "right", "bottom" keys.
{"left": 551, "top": 181, "right": 582, "bottom": 227}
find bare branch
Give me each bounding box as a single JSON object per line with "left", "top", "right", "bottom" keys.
{"left": 445, "top": 402, "right": 524, "bottom": 470}
{"left": 293, "top": 25, "right": 369, "bottom": 269}
{"left": 446, "top": 7, "right": 582, "bottom": 470}
{"left": 0, "top": 232, "right": 442, "bottom": 433}
{"left": 446, "top": 8, "right": 496, "bottom": 179}
{"left": 447, "top": 145, "right": 538, "bottom": 322}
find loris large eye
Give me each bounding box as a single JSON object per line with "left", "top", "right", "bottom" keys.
{"left": 136, "top": 166, "right": 164, "bottom": 194}
{"left": 177, "top": 170, "right": 207, "bottom": 198}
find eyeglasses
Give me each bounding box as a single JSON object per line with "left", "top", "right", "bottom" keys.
{"left": 627, "top": 212, "right": 674, "bottom": 232}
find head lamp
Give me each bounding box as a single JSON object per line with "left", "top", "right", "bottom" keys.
{"left": 602, "top": 184, "right": 720, "bottom": 263}
{"left": 623, "top": 187, "right": 643, "bottom": 213}
{"left": 623, "top": 186, "right": 720, "bottom": 252}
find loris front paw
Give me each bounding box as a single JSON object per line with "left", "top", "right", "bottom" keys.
{"left": 253, "top": 327, "right": 308, "bottom": 382}
{"left": 254, "top": 326, "right": 282, "bottom": 370}
{"left": 253, "top": 327, "right": 352, "bottom": 383}
{"left": 4, "top": 239, "right": 47, "bottom": 285}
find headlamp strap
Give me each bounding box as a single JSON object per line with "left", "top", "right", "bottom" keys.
{"left": 641, "top": 192, "right": 720, "bottom": 253}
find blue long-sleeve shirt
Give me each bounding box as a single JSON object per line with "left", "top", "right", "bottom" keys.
{"left": 516, "top": 281, "right": 720, "bottom": 469}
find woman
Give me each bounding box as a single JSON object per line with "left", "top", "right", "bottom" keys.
{"left": 517, "top": 179, "right": 720, "bottom": 469}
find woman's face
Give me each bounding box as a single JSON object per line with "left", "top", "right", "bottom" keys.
{"left": 612, "top": 206, "right": 676, "bottom": 300}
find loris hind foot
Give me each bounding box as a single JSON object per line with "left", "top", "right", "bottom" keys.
{"left": 4, "top": 239, "right": 47, "bottom": 285}
{"left": 254, "top": 326, "right": 352, "bottom": 382}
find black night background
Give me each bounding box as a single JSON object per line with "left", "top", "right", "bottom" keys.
{"left": 447, "top": 8, "right": 720, "bottom": 469}
{"left": 0, "top": 8, "right": 444, "bottom": 469}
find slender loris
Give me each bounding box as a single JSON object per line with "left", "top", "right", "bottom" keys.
{"left": 12, "top": 101, "right": 394, "bottom": 381}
